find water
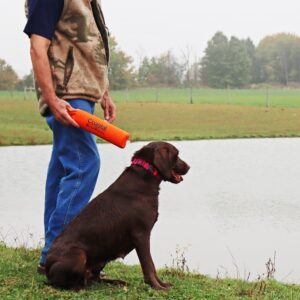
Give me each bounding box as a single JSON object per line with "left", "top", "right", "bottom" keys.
{"left": 1, "top": 139, "right": 300, "bottom": 283}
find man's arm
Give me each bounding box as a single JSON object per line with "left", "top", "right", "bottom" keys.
{"left": 30, "top": 34, "right": 78, "bottom": 127}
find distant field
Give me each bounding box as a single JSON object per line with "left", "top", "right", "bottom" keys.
{"left": 111, "top": 88, "right": 300, "bottom": 108}
{"left": 2, "top": 87, "right": 300, "bottom": 107}
{"left": 2, "top": 96, "right": 300, "bottom": 145}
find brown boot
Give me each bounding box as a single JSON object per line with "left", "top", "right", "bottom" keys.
{"left": 37, "top": 264, "right": 45, "bottom": 275}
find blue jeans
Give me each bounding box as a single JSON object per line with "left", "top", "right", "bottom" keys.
{"left": 40, "top": 99, "right": 100, "bottom": 264}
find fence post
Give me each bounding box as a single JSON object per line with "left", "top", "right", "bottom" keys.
{"left": 125, "top": 88, "right": 129, "bottom": 102}
{"left": 265, "top": 87, "right": 270, "bottom": 108}
{"left": 227, "top": 86, "right": 231, "bottom": 104}
{"left": 189, "top": 86, "right": 193, "bottom": 104}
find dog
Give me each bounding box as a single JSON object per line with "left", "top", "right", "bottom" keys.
{"left": 45, "top": 141, "right": 190, "bottom": 290}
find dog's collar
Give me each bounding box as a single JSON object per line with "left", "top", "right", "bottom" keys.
{"left": 131, "top": 158, "right": 160, "bottom": 177}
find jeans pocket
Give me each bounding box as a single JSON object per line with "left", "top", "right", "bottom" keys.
{"left": 91, "top": 102, "right": 96, "bottom": 114}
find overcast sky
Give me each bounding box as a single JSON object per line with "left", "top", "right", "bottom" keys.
{"left": 0, "top": 0, "right": 299, "bottom": 76}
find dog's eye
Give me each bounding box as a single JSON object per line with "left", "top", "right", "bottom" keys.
{"left": 172, "top": 155, "right": 178, "bottom": 164}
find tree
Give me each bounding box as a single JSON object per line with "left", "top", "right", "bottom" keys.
{"left": 137, "top": 51, "right": 182, "bottom": 87}
{"left": 227, "top": 37, "right": 251, "bottom": 87}
{"left": 243, "top": 38, "right": 261, "bottom": 84}
{"left": 154, "top": 51, "right": 182, "bottom": 87}
{"left": 200, "top": 32, "right": 231, "bottom": 88}
{"left": 16, "top": 70, "right": 35, "bottom": 91}
{"left": 0, "top": 59, "right": 19, "bottom": 90}
{"left": 188, "top": 60, "right": 201, "bottom": 87}
{"left": 137, "top": 57, "right": 152, "bottom": 87}
{"left": 108, "top": 37, "right": 136, "bottom": 90}
{"left": 256, "top": 33, "right": 300, "bottom": 85}
{"left": 201, "top": 32, "right": 257, "bottom": 88}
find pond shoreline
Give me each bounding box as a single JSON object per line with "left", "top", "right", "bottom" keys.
{"left": 2, "top": 135, "right": 300, "bottom": 147}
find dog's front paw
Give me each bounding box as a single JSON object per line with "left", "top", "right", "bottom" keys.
{"left": 145, "top": 277, "right": 171, "bottom": 291}
{"left": 155, "top": 275, "right": 172, "bottom": 289}
{"left": 158, "top": 281, "right": 172, "bottom": 289}
{"left": 153, "top": 283, "right": 170, "bottom": 291}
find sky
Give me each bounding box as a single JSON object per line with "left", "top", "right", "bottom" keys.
{"left": 0, "top": 0, "right": 299, "bottom": 77}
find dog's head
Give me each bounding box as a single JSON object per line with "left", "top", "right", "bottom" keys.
{"left": 132, "top": 141, "right": 190, "bottom": 183}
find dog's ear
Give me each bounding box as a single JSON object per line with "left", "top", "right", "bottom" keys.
{"left": 132, "top": 145, "right": 155, "bottom": 162}
{"left": 153, "top": 146, "right": 173, "bottom": 181}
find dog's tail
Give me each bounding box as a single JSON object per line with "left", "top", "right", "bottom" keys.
{"left": 46, "top": 249, "right": 87, "bottom": 290}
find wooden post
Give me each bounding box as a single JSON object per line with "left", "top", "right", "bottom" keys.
{"left": 189, "top": 86, "right": 193, "bottom": 104}
{"left": 265, "top": 87, "right": 270, "bottom": 108}
{"left": 156, "top": 88, "right": 159, "bottom": 103}
{"left": 227, "top": 85, "right": 231, "bottom": 104}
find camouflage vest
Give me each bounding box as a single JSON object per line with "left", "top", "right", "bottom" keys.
{"left": 25, "top": 0, "right": 110, "bottom": 116}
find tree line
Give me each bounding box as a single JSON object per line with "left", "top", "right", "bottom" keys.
{"left": 201, "top": 32, "right": 300, "bottom": 88}
{"left": 2, "top": 32, "right": 300, "bottom": 91}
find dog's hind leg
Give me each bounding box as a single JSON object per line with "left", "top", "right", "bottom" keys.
{"left": 46, "top": 247, "right": 88, "bottom": 290}
{"left": 89, "top": 264, "right": 127, "bottom": 287}
{"left": 97, "top": 278, "right": 128, "bottom": 286}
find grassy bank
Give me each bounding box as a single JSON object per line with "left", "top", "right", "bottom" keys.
{"left": 2, "top": 97, "right": 300, "bottom": 145}
{"left": 1, "top": 244, "right": 300, "bottom": 299}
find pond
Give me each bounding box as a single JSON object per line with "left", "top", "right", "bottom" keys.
{"left": 1, "top": 139, "right": 300, "bottom": 283}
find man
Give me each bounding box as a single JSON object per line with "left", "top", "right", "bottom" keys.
{"left": 24, "top": 0, "right": 116, "bottom": 273}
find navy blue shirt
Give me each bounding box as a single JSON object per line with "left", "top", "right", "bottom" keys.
{"left": 24, "top": 0, "right": 64, "bottom": 40}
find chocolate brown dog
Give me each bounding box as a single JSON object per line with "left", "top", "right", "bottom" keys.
{"left": 45, "top": 141, "right": 190, "bottom": 290}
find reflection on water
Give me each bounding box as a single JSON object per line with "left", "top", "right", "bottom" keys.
{"left": 1, "top": 139, "right": 300, "bottom": 283}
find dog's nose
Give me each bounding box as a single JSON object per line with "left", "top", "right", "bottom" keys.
{"left": 185, "top": 164, "right": 190, "bottom": 173}
{"left": 180, "top": 162, "right": 190, "bottom": 175}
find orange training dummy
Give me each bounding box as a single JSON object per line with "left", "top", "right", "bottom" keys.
{"left": 68, "top": 109, "right": 130, "bottom": 149}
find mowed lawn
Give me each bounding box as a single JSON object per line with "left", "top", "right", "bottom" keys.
{"left": 2, "top": 96, "right": 300, "bottom": 145}
{"left": 111, "top": 88, "right": 300, "bottom": 108}
{"left": 2, "top": 88, "right": 300, "bottom": 107}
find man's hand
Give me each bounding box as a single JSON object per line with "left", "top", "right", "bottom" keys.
{"left": 101, "top": 91, "right": 116, "bottom": 123}
{"left": 48, "top": 98, "right": 79, "bottom": 127}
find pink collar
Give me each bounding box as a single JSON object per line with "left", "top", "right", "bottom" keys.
{"left": 131, "top": 158, "right": 160, "bottom": 177}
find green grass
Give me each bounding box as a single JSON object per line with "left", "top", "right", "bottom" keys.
{"left": 109, "top": 88, "right": 300, "bottom": 108}
{"left": 1, "top": 244, "right": 300, "bottom": 299}
{"left": 3, "top": 88, "right": 300, "bottom": 107}
{"left": 2, "top": 96, "right": 300, "bottom": 145}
